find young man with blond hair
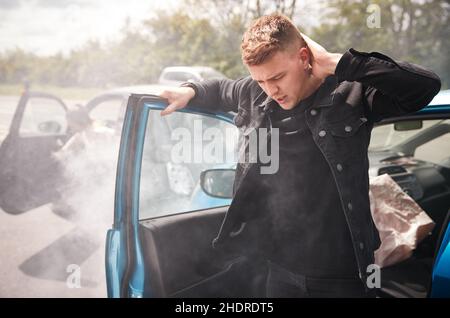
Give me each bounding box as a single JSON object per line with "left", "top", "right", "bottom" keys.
{"left": 159, "top": 14, "right": 441, "bottom": 297}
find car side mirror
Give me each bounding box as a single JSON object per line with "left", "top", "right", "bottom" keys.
{"left": 38, "top": 120, "right": 62, "bottom": 134}
{"left": 394, "top": 120, "right": 422, "bottom": 131}
{"left": 200, "top": 168, "right": 236, "bottom": 199}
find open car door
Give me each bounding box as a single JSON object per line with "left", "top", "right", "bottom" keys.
{"left": 106, "top": 94, "right": 267, "bottom": 298}
{"left": 0, "top": 91, "right": 68, "bottom": 213}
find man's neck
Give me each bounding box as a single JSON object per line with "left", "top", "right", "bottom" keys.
{"left": 297, "top": 76, "right": 324, "bottom": 104}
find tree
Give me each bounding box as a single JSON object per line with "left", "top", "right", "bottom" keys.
{"left": 311, "top": 0, "right": 449, "bottom": 88}
{"left": 0, "top": 1, "right": 446, "bottom": 88}
{"left": 183, "top": 0, "right": 299, "bottom": 22}
{"left": 142, "top": 10, "right": 242, "bottom": 77}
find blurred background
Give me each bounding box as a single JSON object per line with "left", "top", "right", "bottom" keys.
{"left": 1, "top": 0, "right": 448, "bottom": 94}
{"left": 0, "top": 0, "right": 448, "bottom": 297}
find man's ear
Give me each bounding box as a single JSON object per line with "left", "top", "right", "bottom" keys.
{"left": 298, "top": 47, "right": 311, "bottom": 69}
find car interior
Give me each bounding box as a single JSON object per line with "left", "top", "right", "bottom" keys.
{"left": 369, "top": 119, "right": 450, "bottom": 297}
{"left": 135, "top": 114, "right": 450, "bottom": 298}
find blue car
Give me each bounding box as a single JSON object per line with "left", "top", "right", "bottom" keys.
{"left": 106, "top": 90, "right": 450, "bottom": 298}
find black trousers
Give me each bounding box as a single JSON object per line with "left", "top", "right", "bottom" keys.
{"left": 265, "top": 261, "right": 376, "bottom": 298}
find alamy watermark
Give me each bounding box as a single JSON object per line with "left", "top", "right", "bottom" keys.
{"left": 170, "top": 119, "right": 280, "bottom": 174}
{"left": 66, "top": 264, "right": 81, "bottom": 289}
{"left": 367, "top": 4, "right": 381, "bottom": 29}
{"left": 366, "top": 264, "right": 381, "bottom": 289}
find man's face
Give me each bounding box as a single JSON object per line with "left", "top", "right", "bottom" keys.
{"left": 247, "top": 47, "right": 310, "bottom": 110}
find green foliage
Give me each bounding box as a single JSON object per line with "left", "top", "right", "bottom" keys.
{"left": 0, "top": 0, "right": 447, "bottom": 89}
{"left": 144, "top": 11, "right": 220, "bottom": 72}
{"left": 311, "top": 0, "right": 449, "bottom": 88}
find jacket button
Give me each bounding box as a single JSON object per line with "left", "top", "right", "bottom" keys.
{"left": 337, "top": 164, "right": 343, "bottom": 172}
{"left": 318, "top": 130, "right": 326, "bottom": 137}
{"left": 310, "top": 109, "right": 318, "bottom": 116}
{"left": 359, "top": 242, "right": 365, "bottom": 250}
{"left": 348, "top": 202, "right": 353, "bottom": 211}
{"left": 345, "top": 125, "right": 352, "bottom": 132}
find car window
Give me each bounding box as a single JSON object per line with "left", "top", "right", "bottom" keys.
{"left": 19, "top": 97, "right": 67, "bottom": 137}
{"left": 0, "top": 95, "right": 20, "bottom": 142}
{"left": 415, "top": 130, "right": 450, "bottom": 165}
{"left": 139, "top": 110, "right": 238, "bottom": 220}
{"left": 369, "top": 119, "right": 442, "bottom": 150}
{"left": 369, "top": 119, "right": 450, "bottom": 166}
{"left": 88, "top": 97, "right": 126, "bottom": 132}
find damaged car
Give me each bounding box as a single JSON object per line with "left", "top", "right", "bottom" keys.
{"left": 105, "top": 89, "right": 450, "bottom": 298}
{"left": 0, "top": 84, "right": 218, "bottom": 216}
{"left": 0, "top": 89, "right": 127, "bottom": 214}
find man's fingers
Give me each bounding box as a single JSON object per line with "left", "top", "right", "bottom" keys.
{"left": 159, "top": 88, "right": 192, "bottom": 116}
{"left": 159, "top": 90, "right": 176, "bottom": 116}
{"left": 301, "top": 32, "right": 317, "bottom": 48}
{"left": 301, "top": 32, "right": 326, "bottom": 53}
{"left": 301, "top": 32, "right": 313, "bottom": 43}
{"left": 160, "top": 102, "right": 178, "bottom": 116}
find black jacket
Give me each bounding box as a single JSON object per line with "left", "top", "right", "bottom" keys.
{"left": 185, "top": 48, "right": 441, "bottom": 284}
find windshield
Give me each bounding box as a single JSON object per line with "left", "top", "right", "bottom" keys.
{"left": 369, "top": 119, "right": 448, "bottom": 151}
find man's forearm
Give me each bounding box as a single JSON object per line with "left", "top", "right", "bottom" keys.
{"left": 184, "top": 78, "right": 246, "bottom": 113}
{"left": 335, "top": 48, "right": 441, "bottom": 114}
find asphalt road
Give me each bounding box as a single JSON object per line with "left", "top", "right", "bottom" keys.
{"left": 0, "top": 95, "right": 109, "bottom": 297}
{"left": 0, "top": 203, "right": 109, "bottom": 297}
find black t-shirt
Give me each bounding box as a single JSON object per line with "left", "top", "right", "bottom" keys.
{"left": 260, "top": 92, "right": 359, "bottom": 278}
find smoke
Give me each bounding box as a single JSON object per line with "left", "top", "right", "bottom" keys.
{"left": 24, "top": 123, "right": 121, "bottom": 294}
{"left": 52, "top": 125, "right": 119, "bottom": 230}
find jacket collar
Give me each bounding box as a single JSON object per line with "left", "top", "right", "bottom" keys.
{"left": 256, "top": 75, "right": 338, "bottom": 112}
{"left": 312, "top": 75, "right": 338, "bottom": 109}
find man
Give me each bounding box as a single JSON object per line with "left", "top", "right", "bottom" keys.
{"left": 159, "top": 14, "right": 441, "bottom": 297}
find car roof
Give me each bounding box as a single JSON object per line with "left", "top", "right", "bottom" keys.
{"left": 428, "top": 89, "right": 450, "bottom": 107}
{"left": 104, "top": 84, "right": 172, "bottom": 96}
{"left": 416, "top": 89, "right": 450, "bottom": 115}
{"left": 161, "top": 66, "right": 215, "bottom": 73}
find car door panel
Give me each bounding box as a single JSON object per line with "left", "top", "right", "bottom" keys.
{"left": 139, "top": 208, "right": 227, "bottom": 296}
{"left": 0, "top": 92, "right": 67, "bottom": 213}
{"left": 0, "top": 136, "right": 63, "bottom": 211}
{"left": 139, "top": 206, "right": 267, "bottom": 297}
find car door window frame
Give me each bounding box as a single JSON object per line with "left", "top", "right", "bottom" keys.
{"left": 10, "top": 91, "right": 68, "bottom": 138}
{"left": 110, "top": 94, "right": 234, "bottom": 297}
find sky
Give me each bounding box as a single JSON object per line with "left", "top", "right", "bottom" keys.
{"left": 0, "top": 0, "right": 180, "bottom": 56}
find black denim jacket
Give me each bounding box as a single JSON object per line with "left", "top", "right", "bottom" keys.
{"left": 185, "top": 48, "right": 441, "bottom": 283}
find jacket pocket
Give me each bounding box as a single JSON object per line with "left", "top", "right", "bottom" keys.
{"left": 328, "top": 114, "right": 369, "bottom": 163}
{"left": 329, "top": 115, "right": 368, "bottom": 137}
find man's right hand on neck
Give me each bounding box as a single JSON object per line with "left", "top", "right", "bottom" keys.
{"left": 301, "top": 33, "right": 343, "bottom": 80}
{"left": 159, "top": 86, "right": 196, "bottom": 116}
